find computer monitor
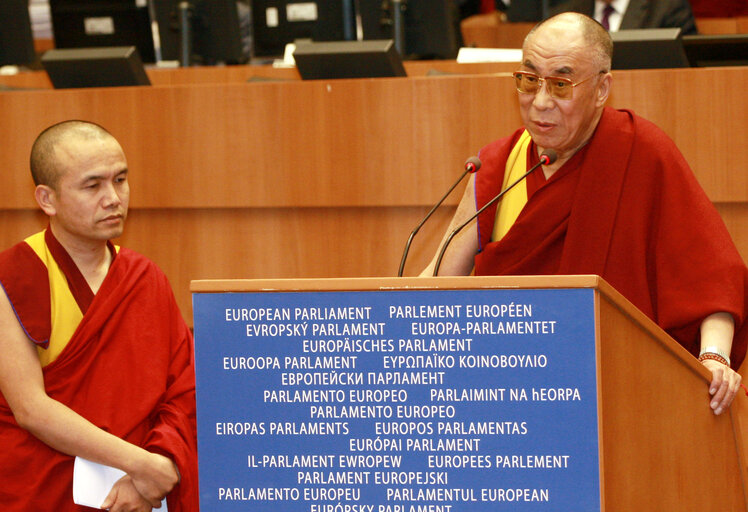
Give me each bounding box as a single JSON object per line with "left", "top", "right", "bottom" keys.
{"left": 358, "top": 0, "right": 459, "bottom": 60}
{"left": 682, "top": 34, "right": 748, "bottom": 67}
{"left": 505, "top": 0, "right": 544, "bottom": 22}
{"left": 41, "top": 46, "right": 151, "bottom": 88}
{"left": 153, "top": 0, "right": 246, "bottom": 64}
{"left": 293, "top": 39, "right": 406, "bottom": 79}
{"left": 611, "top": 28, "right": 689, "bottom": 70}
{"left": 251, "top": 0, "right": 349, "bottom": 58}
{"left": 505, "top": 0, "right": 571, "bottom": 22}
{"left": 0, "top": 0, "right": 38, "bottom": 67}
{"left": 49, "top": 0, "right": 245, "bottom": 65}
{"left": 50, "top": 0, "right": 158, "bottom": 62}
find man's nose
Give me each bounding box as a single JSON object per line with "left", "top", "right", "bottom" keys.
{"left": 102, "top": 182, "right": 122, "bottom": 207}
{"left": 532, "top": 82, "right": 555, "bottom": 110}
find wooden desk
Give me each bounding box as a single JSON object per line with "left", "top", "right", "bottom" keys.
{"left": 1, "top": 64, "right": 746, "bottom": 335}
{"left": 0, "top": 60, "right": 517, "bottom": 89}
{"left": 696, "top": 16, "right": 748, "bottom": 34}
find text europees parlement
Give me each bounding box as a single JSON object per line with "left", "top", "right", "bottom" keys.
{"left": 239, "top": 453, "right": 569, "bottom": 470}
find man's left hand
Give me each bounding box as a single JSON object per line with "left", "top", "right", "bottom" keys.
{"left": 702, "top": 360, "right": 742, "bottom": 415}
{"left": 100, "top": 475, "right": 154, "bottom": 512}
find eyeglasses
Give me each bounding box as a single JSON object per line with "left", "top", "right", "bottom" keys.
{"left": 513, "top": 71, "right": 599, "bottom": 100}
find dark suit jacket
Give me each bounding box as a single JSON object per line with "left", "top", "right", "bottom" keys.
{"left": 549, "top": 0, "right": 698, "bottom": 35}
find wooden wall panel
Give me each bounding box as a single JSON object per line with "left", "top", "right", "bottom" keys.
{"left": 695, "top": 16, "right": 748, "bottom": 34}
{"left": 1, "top": 64, "right": 747, "bottom": 326}
{"left": 460, "top": 14, "right": 534, "bottom": 48}
{"left": 608, "top": 69, "right": 748, "bottom": 202}
{"left": 2, "top": 67, "right": 746, "bottom": 209}
{"left": 695, "top": 17, "right": 740, "bottom": 34}
{"left": 118, "top": 206, "right": 455, "bottom": 320}
{"left": 0, "top": 74, "right": 520, "bottom": 210}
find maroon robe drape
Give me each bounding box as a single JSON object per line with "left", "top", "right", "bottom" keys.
{"left": 0, "top": 239, "right": 199, "bottom": 511}
{"left": 474, "top": 107, "right": 748, "bottom": 368}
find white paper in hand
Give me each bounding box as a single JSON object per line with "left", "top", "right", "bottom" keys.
{"left": 73, "top": 457, "right": 168, "bottom": 510}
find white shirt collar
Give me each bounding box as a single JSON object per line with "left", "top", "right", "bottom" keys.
{"left": 594, "top": 0, "right": 631, "bottom": 31}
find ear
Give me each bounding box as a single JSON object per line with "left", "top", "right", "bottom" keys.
{"left": 595, "top": 72, "right": 612, "bottom": 107}
{"left": 34, "top": 185, "right": 57, "bottom": 216}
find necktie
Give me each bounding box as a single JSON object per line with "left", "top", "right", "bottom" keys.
{"left": 601, "top": 4, "right": 615, "bottom": 31}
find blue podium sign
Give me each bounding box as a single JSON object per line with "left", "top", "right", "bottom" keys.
{"left": 192, "top": 287, "right": 600, "bottom": 511}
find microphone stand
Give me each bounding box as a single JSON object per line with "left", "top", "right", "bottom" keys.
{"left": 391, "top": 0, "right": 406, "bottom": 56}
{"left": 146, "top": 0, "right": 163, "bottom": 63}
{"left": 398, "top": 157, "right": 480, "bottom": 277}
{"left": 177, "top": 1, "right": 194, "bottom": 67}
{"left": 432, "top": 151, "right": 556, "bottom": 276}
{"left": 342, "top": 0, "right": 356, "bottom": 41}
{"left": 541, "top": 0, "right": 550, "bottom": 19}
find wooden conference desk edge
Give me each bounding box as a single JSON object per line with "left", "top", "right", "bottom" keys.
{"left": 0, "top": 60, "right": 518, "bottom": 88}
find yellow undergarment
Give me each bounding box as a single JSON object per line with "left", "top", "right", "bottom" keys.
{"left": 492, "top": 130, "right": 533, "bottom": 242}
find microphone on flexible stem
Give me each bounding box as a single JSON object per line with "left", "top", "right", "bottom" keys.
{"left": 432, "top": 149, "right": 558, "bottom": 276}
{"left": 397, "top": 156, "right": 482, "bottom": 277}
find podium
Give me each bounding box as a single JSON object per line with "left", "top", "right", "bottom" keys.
{"left": 191, "top": 275, "right": 748, "bottom": 511}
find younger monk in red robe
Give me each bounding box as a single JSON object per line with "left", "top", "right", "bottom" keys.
{"left": 422, "top": 12, "right": 745, "bottom": 416}
{"left": 0, "top": 121, "right": 198, "bottom": 511}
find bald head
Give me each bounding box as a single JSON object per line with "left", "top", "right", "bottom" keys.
{"left": 30, "top": 120, "right": 118, "bottom": 190}
{"left": 525, "top": 12, "right": 613, "bottom": 73}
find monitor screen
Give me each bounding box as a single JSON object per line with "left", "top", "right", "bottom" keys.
{"left": 0, "top": 0, "right": 38, "bottom": 67}
{"left": 358, "top": 0, "right": 459, "bottom": 60}
{"left": 506, "top": 0, "right": 544, "bottom": 22}
{"left": 50, "top": 0, "right": 157, "bottom": 62}
{"left": 506, "top": 0, "right": 569, "bottom": 22}
{"left": 682, "top": 34, "right": 748, "bottom": 67}
{"left": 154, "top": 0, "right": 247, "bottom": 64}
{"left": 251, "top": 0, "right": 349, "bottom": 58}
{"left": 293, "top": 39, "right": 406, "bottom": 79}
{"left": 611, "top": 28, "right": 689, "bottom": 70}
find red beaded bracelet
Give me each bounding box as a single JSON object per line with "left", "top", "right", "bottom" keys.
{"left": 698, "top": 352, "right": 730, "bottom": 366}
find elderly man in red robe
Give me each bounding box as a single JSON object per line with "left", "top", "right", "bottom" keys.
{"left": 0, "top": 121, "right": 198, "bottom": 511}
{"left": 423, "top": 12, "right": 746, "bottom": 416}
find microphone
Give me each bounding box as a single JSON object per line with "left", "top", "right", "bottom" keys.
{"left": 398, "top": 157, "right": 481, "bottom": 277}
{"left": 432, "top": 149, "right": 558, "bottom": 276}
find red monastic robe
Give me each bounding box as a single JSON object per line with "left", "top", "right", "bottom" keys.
{"left": 0, "top": 230, "right": 198, "bottom": 511}
{"left": 474, "top": 107, "right": 748, "bottom": 368}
